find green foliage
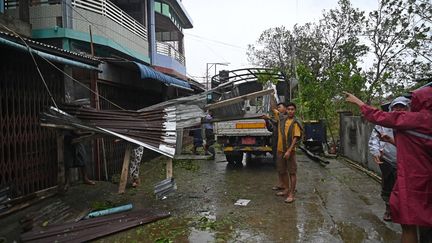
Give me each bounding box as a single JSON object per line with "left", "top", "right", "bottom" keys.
{"left": 365, "top": 0, "right": 432, "bottom": 101}
{"left": 295, "top": 61, "right": 366, "bottom": 135}
{"left": 155, "top": 239, "right": 173, "bottom": 243}
{"left": 172, "top": 159, "right": 200, "bottom": 172}
{"left": 248, "top": 0, "right": 432, "bottom": 138}
{"left": 255, "top": 69, "right": 280, "bottom": 85}
{"left": 90, "top": 200, "right": 116, "bottom": 211}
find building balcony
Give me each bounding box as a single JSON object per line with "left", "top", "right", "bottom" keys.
{"left": 153, "top": 41, "right": 186, "bottom": 78}
{"left": 152, "top": 0, "right": 192, "bottom": 78}
{"left": 156, "top": 41, "right": 184, "bottom": 65}
{"left": 4, "top": 0, "right": 150, "bottom": 63}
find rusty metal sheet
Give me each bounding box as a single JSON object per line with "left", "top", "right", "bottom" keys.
{"left": 21, "top": 209, "right": 170, "bottom": 242}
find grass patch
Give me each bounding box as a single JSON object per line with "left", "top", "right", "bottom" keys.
{"left": 90, "top": 200, "right": 116, "bottom": 211}
{"left": 173, "top": 160, "right": 200, "bottom": 172}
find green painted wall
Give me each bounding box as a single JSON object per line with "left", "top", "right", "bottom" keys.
{"left": 32, "top": 27, "right": 151, "bottom": 64}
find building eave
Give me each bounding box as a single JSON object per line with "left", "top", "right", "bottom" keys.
{"left": 161, "top": 0, "right": 193, "bottom": 29}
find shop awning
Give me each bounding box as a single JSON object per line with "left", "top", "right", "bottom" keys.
{"left": 134, "top": 62, "right": 192, "bottom": 91}
{"left": 0, "top": 36, "right": 100, "bottom": 71}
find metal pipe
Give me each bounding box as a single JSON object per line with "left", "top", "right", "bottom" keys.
{"left": 84, "top": 204, "right": 133, "bottom": 219}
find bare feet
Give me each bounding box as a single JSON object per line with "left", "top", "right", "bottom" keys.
{"left": 383, "top": 204, "right": 392, "bottom": 221}
{"left": 132, "top": 178, "right": 140, "bottom": 188}
{"left": 83, "top": 178, "right": 96, "bottom": 185}
{"left": 276, "top": 190, "right": 289, "bottom": 196}
{"left": 61, "top": 183, "right": 70, "bottom": 192}
{"left": 285, "top": 194, "right": 295, "bottom": 203}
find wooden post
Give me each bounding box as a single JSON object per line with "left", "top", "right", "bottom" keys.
{"left": 175, "top": 128, "right": 183, "bottom": 156}
{"left": 101, "top": 139, "right": 108, "bottom": 181}
{"left": 56, "top": 133, "right": 65, "bottom": 192}
{"left": 118, "top": 145, "right": 132, "bottom": 194}
{"left": 88, "top": 24, "right": 102, "bottom": 180}
{"left": 166, "top": 158, "right": 173, "bottom": 179}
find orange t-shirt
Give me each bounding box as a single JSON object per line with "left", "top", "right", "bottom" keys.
{"left": 274, "top": 110, "right": 301, "bottom": 152}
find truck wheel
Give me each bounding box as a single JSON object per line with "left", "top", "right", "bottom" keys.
{"left": 225, "top": 153, "right": 243, "bottom": 164}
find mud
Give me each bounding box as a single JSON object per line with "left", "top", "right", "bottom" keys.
{"left": 100, "top": 152, "right": 401, "bottom": 242}
{"left": 0, "top": 152, "right": 401, "bottom": 242}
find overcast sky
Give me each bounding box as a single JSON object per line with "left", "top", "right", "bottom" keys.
{"left": 182, "top": 0, "right": 378, "bottom": 84}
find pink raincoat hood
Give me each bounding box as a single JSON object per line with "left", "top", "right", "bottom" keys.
{"left": 410, "top": 86, "right": 432, "bottom": 112}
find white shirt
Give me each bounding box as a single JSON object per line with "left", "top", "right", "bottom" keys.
{"left": 368, "top": 125, "right": 397, "bottom": 168}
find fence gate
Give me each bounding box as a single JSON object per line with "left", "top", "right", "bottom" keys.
{"left": 0, "top": 49, "right": 64, "bottom": 198}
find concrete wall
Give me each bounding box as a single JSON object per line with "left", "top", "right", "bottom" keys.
{"left": 7, "top": 4, "right": 149, "bottom": 59}
{"left": 340, "top": 115, "right": 381, "bottom": 175}
{"left": 0, "top": 12, "right": 31, "bottom": 36}
{"left": 71, "top": 8, "right": 149, "bottom": 58}
{"left": 5, "top": 5, "right": 61, "bottom": 29}
{"left": 31, "top": 5, "right": 61, "bottom": 29}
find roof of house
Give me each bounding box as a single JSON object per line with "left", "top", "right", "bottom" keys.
{"left": 0, "top": 30, "right": 100, "bottom": 65}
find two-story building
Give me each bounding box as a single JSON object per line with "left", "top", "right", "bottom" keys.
{"left": 0, "top": 0, "right": 200, "bottom": 197}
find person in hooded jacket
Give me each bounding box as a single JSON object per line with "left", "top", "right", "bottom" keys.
{"left": 345, "top": 86, "right": 432, "bottom": 243}
{"left": 368, "top": 96, "right": 410, "bottom": 222}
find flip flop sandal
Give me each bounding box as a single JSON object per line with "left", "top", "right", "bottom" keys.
{"left": 272, "top": 186, "right": 285, "bottom": 191}
{"left": 276, "top": 191, "right": 287, "bottom": 196}
{"left": 284, "top": 197, "right": 295, "bottom": 203}
{"left": 383, "top": 212, "right": 392, "bottom": 221}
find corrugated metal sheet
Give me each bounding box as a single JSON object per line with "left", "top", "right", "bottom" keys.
{"left": 40, "top": 105, "right": 178, "bottom": 158}
{"left": 134, "top": 62, "right": 192, "bottom": 90}
{"left": 0, "top": 36, "right": 100, "bottom": 71}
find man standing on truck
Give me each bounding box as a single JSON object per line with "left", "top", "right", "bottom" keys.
{"left": 264, "top": 102, "right": 302, "bottom": 203}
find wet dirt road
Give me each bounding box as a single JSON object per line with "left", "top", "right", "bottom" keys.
{"left": 99, "top": 152, "right": 401, "bottom": 243}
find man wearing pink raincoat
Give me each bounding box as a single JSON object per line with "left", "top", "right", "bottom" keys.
{"left": 345, "top": 86, "right": 432, "bottom": 243}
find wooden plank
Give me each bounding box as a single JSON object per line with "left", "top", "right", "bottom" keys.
{"left": 101, "top": 138, "right": 108, "bottom": 181}
{"left": 175, "top": 128, "right": 183, "bottom": 156}
{"left": 118, "top": 145, "right": 132, "bottom": 194}
{"left": 205, "top": 89, "right": 274, "bottom": 110}
{"left": 57, "top": 134, "right": 65, "bottom": 192}
{"left": 166, "top": 158, "right": 173, "bottom": 179}
{"left": 41, "top": 123, "right": 74, "bottom": 130}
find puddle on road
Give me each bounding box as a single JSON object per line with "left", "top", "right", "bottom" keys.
{"left": 358, "top": 194, "right": 372, "bottom": 205}
{"left": 95, "top": 154, "right": 400, "bottom": 242}
{"left": 336, "top": 221, "right": 368, "bottom": 243}
{"left": 188, "top": 228, "right": 215, "bottom": 242}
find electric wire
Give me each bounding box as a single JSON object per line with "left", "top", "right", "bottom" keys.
{"left": 1, "top": 24, "right": 59, "bottom": 109}
{"left": 0, "top": 24, "right": 126, "bottom": 110}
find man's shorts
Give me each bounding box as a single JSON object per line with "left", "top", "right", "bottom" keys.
{"left": 276, "top": 152, "right": 297, "bottom": 174}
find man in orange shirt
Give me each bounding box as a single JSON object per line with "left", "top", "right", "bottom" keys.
{"left": 264, "top": 102, "right": 302, "bottom": 203}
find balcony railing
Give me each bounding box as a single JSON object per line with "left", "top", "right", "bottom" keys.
{"left": 5, "top": 0, "right": 147, "bottom": 41}
{"left": 72, "top": 0, "right": 147, "bottom": 40}
{"left": 156, "top": 41, "right": 185, "bottom": 65}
